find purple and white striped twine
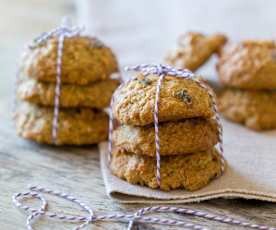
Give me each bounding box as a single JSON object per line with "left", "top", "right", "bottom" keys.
{"left": 29, "top": 18, "right": 84, "bottom": 144}
{"left": 13, "top": 185, "right": 276, "bottom": 230}
{"left": 108, "top": 64, "right": 225, "bottom": 186}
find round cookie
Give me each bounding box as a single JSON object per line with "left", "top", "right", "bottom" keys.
{"left": 20, "top": 36, "right": 119, "bottom": 85}
{"left": 14, "top": 102, "right": 109, "bottom": 145}
{"left": 113, "top": 118, "right": 218, "bottom": 156}
{"left": 110, "top": 147, "right": 222, "bottom": 191}
{"left": 166, "top": 32, "right": 227, "bottom": 71}
{"left": 219, "top": 88, "right": 276, "bottom": 130}
{"left": 217, "top": 40, "right": 276, "bottom": 90}
{"left": 113, "top": 74, "right": 214, "bottom": 126}
{"left": 17, "top": 78, "right": 120, "bottom": 108}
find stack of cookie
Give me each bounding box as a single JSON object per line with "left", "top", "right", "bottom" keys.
{"left": 15, "top": 36, "right": 120, "bottom": 145}
{"left": 217, "top": 40, "right": 276, "bottom": 131}
{"left": 110, "top": 71, "right": 223, "bottom": 191}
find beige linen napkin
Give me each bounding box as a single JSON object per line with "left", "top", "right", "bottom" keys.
{"left": 99, "top": 119, "right": 276, "bottom": 203}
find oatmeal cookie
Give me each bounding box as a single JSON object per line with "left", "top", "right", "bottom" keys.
{"left": 166, "top": 32, "right": 227, "bottom": 71}
{"left": 217, "top": 40, "right": 276, "bottom": 90}
{"left": 219, "top": 88, "right": 276, "bottom": 130}
{"left": 113, "top": 118, "right": 218, "bottom": 156}
{"left": 113, "top": 74, "right": 214, "bottom": 126}
{"left": 19, "top": 36, "right": 119, "bottom": 85}
{"left": 14, "top": 102, "right": 109, "bottom": 145}
{"left": 17, "top": 78, "right": 120, "bottom": 108}
{"left": 110, "top": 147, "right": 222, "bottom": 191}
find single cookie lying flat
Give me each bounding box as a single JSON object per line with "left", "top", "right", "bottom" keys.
{"left": 113, "top": 118, "right": 218, "bottom": 156}
{"left": 17, "top": 78, "right": 120, "bottom": 108}
{"left": 14, "top": 102, "right": 109, "bottom": 145}
{"left": 217, "top": 40, "right": 276, "bottom": 90}
{"left": 20, "top": 36, "right": 119, "bottom": 85}
{"left": 113, "top": 74, "right": 214, "bottom": 126}
{"left": 110, "top": 147, "right": 222, "bottom": 191}
{"left": 166, "top": 32, "right": 227, "bottom": 71}
{"left": 219, "top": 88, "right": 276, "bottom": 130}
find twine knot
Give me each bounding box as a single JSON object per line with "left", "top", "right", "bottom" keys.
{"left": 30, "top": 17, "right": 84, "bottom": 49}
{"left": 125, "top": 63, "right": 194, "bottom": 78}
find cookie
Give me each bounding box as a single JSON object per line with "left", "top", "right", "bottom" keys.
{"left": 17, "top": 78, "right": 120, "bottom": 108}
{"left": 113, "top": 118, "right": 218, "bottom": 156}
{"left": 14, "top": 102, "right": 109, "bottom": 145}
{"left": 110, "top": 147, "right": 222, "bottom": 191}
{"left": 20, "top": 36, "right": 119, "bottom": 85}
{"left": 217, "top": 40, "right": 276, "bottom": 90}
{"left": 112, "top": 74, "right": 214, "bottom": 126}
{"left": 218, "top": 88, "right": 276, "bottom": 130}
{"left": 166, "top": 32, "right": 227, "bottom": 71}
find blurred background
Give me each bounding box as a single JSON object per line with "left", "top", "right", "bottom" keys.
{"left": 0, "top": 0, "right": 75, "bottom": 100}
{"left": 1, "top": 0, "right": 276, "bottom": 100}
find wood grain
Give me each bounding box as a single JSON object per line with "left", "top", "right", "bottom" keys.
{"left": 1, "top": 99, "right": 276, "bottom": 230}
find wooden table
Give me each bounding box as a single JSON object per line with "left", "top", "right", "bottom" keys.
{"left": 1, "top": 98, "right": 276, "bottom": 230}
{"left": 1, "top": 1, "right": 276, "bottom": 229}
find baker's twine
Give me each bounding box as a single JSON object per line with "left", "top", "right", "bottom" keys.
{"left": 28, "top": 18, "right": 84, "bottom": 144}
{"left": 13, "top": 185, "right": 276, "bottom": 230}
{"left": 108, "top": 64, "right": 225, "bottom": 186}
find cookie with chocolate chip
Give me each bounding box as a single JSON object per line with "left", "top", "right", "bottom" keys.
{"left": 110, "top": 147, "right": 222, "bottom": 191}
{"left": 112, "top": 73, "right": 214, "bottom": 126}
{"left": 19, "top": 36, "right": 119, "bottom": 85}
{"left": 14, "top": 102, "right": 109, "bottom": 145}
{"left": 217, "top": 40, "right": 276, "bottom": 90}
{"left": 218, "top": 88, "right": 276, "bottom": 130}
{"left": 17, "top": 77, "right": 120, "bottom": 108}
{"left": 113, "top": 118, "right": 218, "bottom": 156}
{"left": 166, "top": 32, "right": 227, "bottom": 71}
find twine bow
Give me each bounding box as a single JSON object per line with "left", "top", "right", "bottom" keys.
{"left": 13, "top": 185, "right": 276, "bottom": 230}
{"left": 108, "top": 64, "right": 225, "bottom": 186}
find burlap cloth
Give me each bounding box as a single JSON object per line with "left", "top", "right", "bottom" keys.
{"left": 99, "top": 120, "right": 276, "bottom": 203}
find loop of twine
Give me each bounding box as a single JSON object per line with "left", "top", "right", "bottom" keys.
{"left": 108, "top": 64, "right": 225, "bottom": 187}
{"left": 29, "top": 17, "right": 84, "bottom": 49}
{"left": 13, "top": 185, "right": 276, "bottom": 230}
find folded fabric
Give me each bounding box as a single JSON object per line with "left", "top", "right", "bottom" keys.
{"left": 99, "top": 119, "right": 276, "bottom": 203}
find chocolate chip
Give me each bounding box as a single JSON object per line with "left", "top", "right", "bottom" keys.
{"left": 173, "top": 89, "right": 193, "bottom": 105}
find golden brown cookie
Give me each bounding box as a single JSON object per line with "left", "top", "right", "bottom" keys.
{"left": 110, "top": 147, "right": 222, "bottom": 191}
{"left": 19, "top": 36, "right": 119, "bottom": 85}
{"left": 113, "top": 118, "right": 218, "bottom": 156}
{"left": 113, "top": 74, "right": 214, "bottom": 126}
{"left": 218, "top": 88, "right": 276, "bottom": 130}
{"left": 14, "top": 102, "right": 109, "bottom": 145}
{"left": 166, "top": 32, "right": 227, "bottom": 71}
{"left": 17, "top": 78, "right": 120, "bottom": 108}
{"left": 217, "top": 40, "right": 276, "bottom": 90}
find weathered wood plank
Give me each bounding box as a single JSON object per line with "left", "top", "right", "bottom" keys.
{"left": 1, "top": 97, "right": 276, "bottom": 230}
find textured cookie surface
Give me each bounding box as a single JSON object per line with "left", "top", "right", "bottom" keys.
{"left": 166, "top": 32, "right": 227, "bottom": 71}
{"left": 217, "top": 40, "right": 276, "bottom": 89}
{"left": 113, "top": 118, "right": 218, "bottom": 156}
{"left": 17, "top": 78, "right": 120, "bottom": 108}
{"left": 14, "top": 102, "right": 109, "bottom": 145}
{"left": 110, "top": 148, "right": 222, "bottom": 191}
{"left": 20, "top": 36, "right": 119, "bottom": 85}
{"left": 219, "top": 88, "right": 276, "bottom": 130}
{"left": 113, "top": 74, "right": 214, "bottom": 126}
